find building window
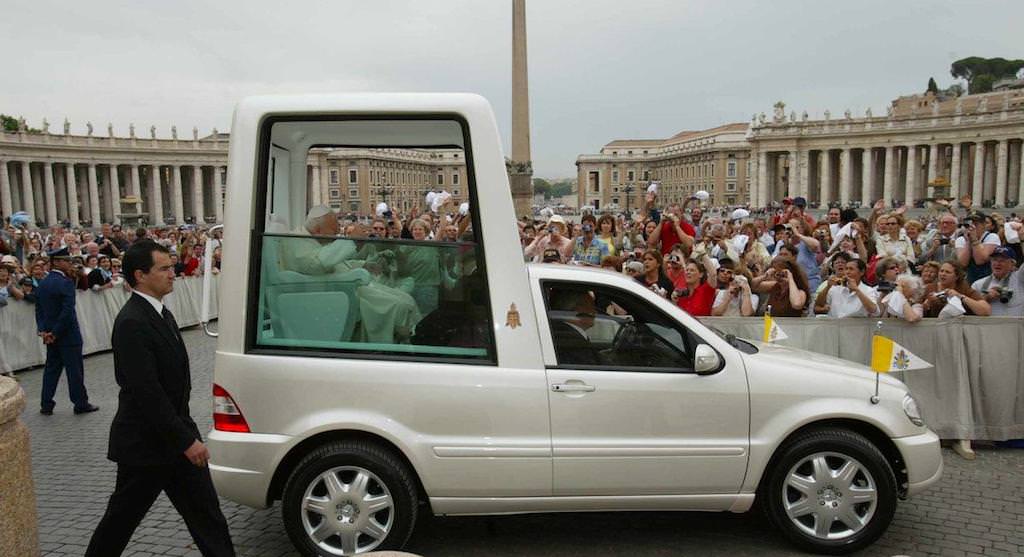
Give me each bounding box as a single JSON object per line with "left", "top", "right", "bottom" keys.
{"left": 727, "top": 161, "right": 736, "bottom": 178}
{"left": 726, "top": 182, "right": 736, "bottom": 191}
{"left": 349, "top": 189, "right": 359, "bottom": 198}
{"left": 348, "top": 169, "right": 358, "bottom": 184}
{"left": 627, "top": 170, "right": 635, "bottom": 181}
{"left": 437, "top": 173, "right": 444, "bottom": 185}
{"left": 453, "top": 189, "right": 459, "bottom": 196}
{"left": 330, "top": 189, "right": 340, "bottom": 198}
{"left": 329, "top": 168, "right": 339, "bottom": 184}
{"left": 643, "top": 170, "right": 650, "bottom": 181}
{"left": 349, "top": 202, "right": 360, "bottom": 212}
{"left": 452, "top": 173, "right": 460, "bottom": 185}
{"left": 612, "top": 170, "right": 619, "bottom": 184}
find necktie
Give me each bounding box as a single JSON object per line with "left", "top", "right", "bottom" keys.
{"left": 161, "top": 308, "right": 182, "bottom": 344}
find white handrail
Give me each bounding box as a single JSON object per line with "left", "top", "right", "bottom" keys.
{"left": 201, "top": 224, "right": 223, "bottom": 337}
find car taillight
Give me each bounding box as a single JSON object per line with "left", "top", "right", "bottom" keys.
{"left": 213, "top": 384, "right": 251, "bottom": 433}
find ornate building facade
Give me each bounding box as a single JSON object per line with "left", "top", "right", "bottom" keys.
{"left": 748, "top": 89, "right": 1024, "bottom": 208}
{"left": 575, "top": 123, "right": 752, "bottom": 210}
{"left": 578, "top": 89, "right": 1024, "bottom": 211}
{"left": 0, "top": 122, "right": 228, "bottom": 227}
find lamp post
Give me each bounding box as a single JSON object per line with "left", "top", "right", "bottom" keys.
{"left": 623, "top": 183, "right": 635, "bottom": 214}
{"left": 373, "top": 183, "right": 393, "bottom": 206}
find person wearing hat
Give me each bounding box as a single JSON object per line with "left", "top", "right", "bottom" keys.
{"left": 34, "top": 246, "right": 98, "bottom": 415}
{"left": 971, "top": 246, "right": 1024, "bottom": 316}
{"left": 956, "top": 212, "right": 1002, "bottom": 284}
{"left": 280, "top": 205, "right": 359, "bottom": 275}
{"left": 524, "top": 215, "right": 572, "bottom": 263}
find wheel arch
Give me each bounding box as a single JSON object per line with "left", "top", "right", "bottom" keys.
{"left": 755, "top": 418, "right": 909, "bottom": 500}
{"left": 267, "top": 429, "right": 430, "bottom": 509}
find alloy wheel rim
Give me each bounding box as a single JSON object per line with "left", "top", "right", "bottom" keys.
{"left": 300, "top": 465, "right": 395, "bottom": 555}
{"left": 782, "top": 451, "right": 878, "bottom": 540}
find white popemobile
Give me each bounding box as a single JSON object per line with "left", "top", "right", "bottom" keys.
{"left": 201, "top": 93, "right": 941, "bottom": 556}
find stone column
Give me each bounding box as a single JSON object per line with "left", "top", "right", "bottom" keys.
{"left": 64, "top": 163, "right": 80, "bottom": 227}
{"left": 171, "top": 165, "right": 185, "bottom": 225}
{"left": 861, "top": 148, "right": 874, "bottom": 205}
{"left": 788, "top": 151, "right": 799, "bottom": 197}
{"left": 149, "top": 165, "right": 164, "bottom": 225}
{"left": 0, "top": 376, "right": 40, "bottom": 557}
{"left": 129, "top": 164, "right": 140, "bottom": 197}
{"left": 839, "top": 149, "right": 852, "bottom": 206}
{"left": 0, "top": 160, "right": 11, "bottom": 218}
{"left": 19, "top": 162, "right": 34, "bottom": 221}
{"left": 42, "top": 163, "right": 57, "bottom": 226}
{"left": 972, "top": 143, "right": 985, "bottom": 206}
{"left": 882, "top": 147, "right": 895, "bottom": 205}
{"left": 311, "top": 164, "right": 322, "bottom": 205}
{"left": 821, "top": 150, "right": 833, "bottom": 206}
{"left": 949, "top": 143, "right": 962, "bottom": 199}
{"left": 87, "top": 164, "right": 101, "bottom": 226}
{"left": 927, "top": 144, "right": 939, "bottom": 186}
{"left": 192, "top": 165, "right": 205, "bottom": 223}
{"left": 214, "top": 166, "right": 224, "bottom": 223}
{"left": 757, "top": 151, "right": 768, "bottom": 207}
{"left": 1018, "top": 142, "right": 1024, "bottom": 207}
{"left": 108, "top": 165, "right": 121, "bottom": 224}
{"left": 995, "top": 139, "right": 1009, "bottom": 207}
{"left": 905, "top": 146, "right": 918, "bottom": 207}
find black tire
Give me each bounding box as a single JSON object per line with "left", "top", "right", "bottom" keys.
{"left": 282, "top": 440, "right": 418, "bottom": 556}
{"left": 760, "top": 429, "right": 897, "bottom": 555}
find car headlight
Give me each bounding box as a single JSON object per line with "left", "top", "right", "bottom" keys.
{"left": 902, "top": 393, "right": 924, "bottom": 426}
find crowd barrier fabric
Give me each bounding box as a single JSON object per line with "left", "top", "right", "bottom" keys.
{"left": 0, "top": 276, "right": 219, "bottom": 374}
{"left": 702, "top": 316, "right": 1024, "bottom": 441}
{"left": 1, "top": 281, "right": 1020, "bottom": 441}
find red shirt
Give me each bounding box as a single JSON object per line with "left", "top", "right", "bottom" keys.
{"left": 675, "top": 282, "right": 715, "bottom": 316}
{"left": 659, "top": 219, "right": 696, "bottom": 255}
{"left": 183, "top": 256, "right": 201, "bottom": 276}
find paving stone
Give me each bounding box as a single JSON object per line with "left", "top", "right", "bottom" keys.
{"left": 20, "top": 327, "right": 1024, "bottom": 557}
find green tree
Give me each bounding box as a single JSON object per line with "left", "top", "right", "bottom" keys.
{"left": 532, "top": 178, "right": 552, "bottom": 198}
{"left": 0, "top": 114, "right": 39, "bottom": 133}
{"left": 950, "top": 56, "right": 1024, "bottom": 94}
{"left": 926, "top": 77, "right": 939, "bottom": 94}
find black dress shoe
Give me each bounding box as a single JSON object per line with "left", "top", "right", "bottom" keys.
{"left": 40, "top": 408, "right": 54, "bottom": 415}
{"left": 73, "top": 404, "right": 100, "bottom": 414}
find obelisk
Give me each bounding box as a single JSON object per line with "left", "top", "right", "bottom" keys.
{"left": 508, "top": 0, "right": 534, "bottom": 218}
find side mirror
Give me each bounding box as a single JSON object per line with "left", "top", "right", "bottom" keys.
{"left": 694, "top": 344, "right": 722, "bottom": 375}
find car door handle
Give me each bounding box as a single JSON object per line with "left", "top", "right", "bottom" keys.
{"left": 551, "top": 383, "right": 596, "bottom": 393}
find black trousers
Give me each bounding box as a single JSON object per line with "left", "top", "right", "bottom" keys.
{"left": 85, "top": 459, "right": 236, "bottom": 557}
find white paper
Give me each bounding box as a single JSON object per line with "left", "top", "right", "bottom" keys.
{"left": 885, "top": 290, "right": 907, "bottom": 318}
{"left": 1005, "top": 222, "right": 1020, "bottom": 244}
{"left": 938, "top": 295, "right": 966, "bottom": 318}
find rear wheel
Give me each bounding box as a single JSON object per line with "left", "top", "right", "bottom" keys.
{"left": 282, "top": 441, "right": 418, "bottom": 556}
{"left": 761, "top": 429, "right": 897, "bottom": 555}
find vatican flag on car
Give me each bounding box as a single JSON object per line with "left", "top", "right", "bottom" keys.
{"left": 870, "top": 335, "right": 930, "bottom": 373}
{"left": 763, "top": 314, "right": 788, "bottom": 343}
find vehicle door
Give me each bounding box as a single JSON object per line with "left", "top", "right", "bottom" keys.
{"left": 533, "top": 275, "right": 750, "bottom": 496}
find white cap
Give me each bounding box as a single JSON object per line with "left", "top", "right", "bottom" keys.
{"left": 306, "top": 205, "right": 334, "bottom": 221}
{"left": 730, "top": 208, "right": 750, "bottom": 221}
{"left": 375, "top": 202, "right": 389, "bottom": 217}
{"left": 694, "top": 190, "right": 710, "bottom": 201}
{"left": 647, "top": 182, "right": 659, "bottom": 194}
{"left": 459, "top": 202, "right": 470, "bottom": 216}
{"left": 425, "top": 191, "right": 437, "bottom": 205}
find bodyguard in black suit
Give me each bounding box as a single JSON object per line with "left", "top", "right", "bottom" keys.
{"left": 85, "top": 240, "right": 235, "bottom": 557}
{"left": 34, "top": 247, "right": 98, "bottom": 414}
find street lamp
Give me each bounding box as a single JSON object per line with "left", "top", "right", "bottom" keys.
{"left": 373, "top": 183, "right": 394, "bottom": 206}
{"left": 623, "top": 183, "right": 636, "bottom": 214}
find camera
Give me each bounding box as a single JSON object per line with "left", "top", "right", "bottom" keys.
{"left": 547, "top": 225, "right": 557, "bottom": 234}
{"left": 934, "top": 292, "right": 948, "bottom": 300}
{"left": 938, "top": 237, "right": 949, "bottom": 245}
{"left": 382, "top": 209, "right": 393, "bottom": 219}
{"left": 995, "top": 287, "right": 1014, "bottom": 304}
{"left": 877, "top": 280, "right": 895, "bottom": 294}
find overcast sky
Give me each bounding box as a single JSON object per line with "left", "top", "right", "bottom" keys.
{"left": 3, "top": 0, "right": 1021, "bottom": 178}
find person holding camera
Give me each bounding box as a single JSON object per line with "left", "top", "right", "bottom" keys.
{"left": 524, "top": 215, "right": 573, "bottom": 263}
{"left": 971, "top": 246, "right": 1023, "bottom": 316}
{"left": 957, "top": 213, "right": 1002, "bottom": 283}
{"left": 711, "top": 259, "right": 757, "bottom": 316}
{"left": 670, "top": 258, "right": 715, "bottom": 316}
{"left": 571, "top": 214, "right": 610, "bottom": 266}
{"left": 814, "top": 259, "right": 879, "bottom": 318}
{"left": 752, "top": 256, "right": 810, "bottom": 317}
{"left": 918, "top": 213, "right": 961, "bottom": 266}
{"left": 921, "top": 261, "right": 991, "bottom": 318}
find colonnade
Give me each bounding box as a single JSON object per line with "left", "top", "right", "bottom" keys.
{"left": 0, "top": 159, "right": 226, "bottom": 227}
{"left": 751, "top": 138, "right": 1024, "bottom": 208}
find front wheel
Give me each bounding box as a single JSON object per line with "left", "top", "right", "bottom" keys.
{"left": 761, "top": 429, "right": 897, "bottom": 555}
{"left": 282, "top": 441, "right": 419, "bottom": 556}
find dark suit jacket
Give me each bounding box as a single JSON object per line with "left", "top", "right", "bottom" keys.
{"left": 550, "top": 320, "right": 600, "bottom": 366}
{"left": 34, "top": 270, "right": 82, "bottom": 346}
{"left": 108, "top": 293, "right": 200, "bottom": 465}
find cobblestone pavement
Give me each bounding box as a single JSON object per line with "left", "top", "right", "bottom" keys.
{"left": 17, "top": 327, "right": 1024, "bottom": 556}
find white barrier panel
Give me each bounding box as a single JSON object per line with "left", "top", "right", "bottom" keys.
{"left": 703, "top": 317, "right": 1024, "bottom": 442}
{"left": 0, "top": 276, "right": 219, "bottom": 374}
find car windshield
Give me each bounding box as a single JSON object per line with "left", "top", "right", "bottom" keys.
{"left": 706, "top": 324, "right": 759, "bottom": 354}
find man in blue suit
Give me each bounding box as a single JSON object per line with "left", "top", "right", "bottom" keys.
{"left": 35, "top": 247, "right": 98, "bottom": 415}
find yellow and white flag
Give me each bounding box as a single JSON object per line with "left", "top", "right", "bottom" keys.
{"left": 870, "top": 335, "right": 931, "bottom": 373}
{"left": 763, "top": 314, "right": 789, "bottom": 343}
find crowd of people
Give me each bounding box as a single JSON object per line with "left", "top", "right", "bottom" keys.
{"left": 521, "top": 191, "right": 1024, "bottom": 320}
{"left": 0, "top": 218, "right": 223, "bottom": 307}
